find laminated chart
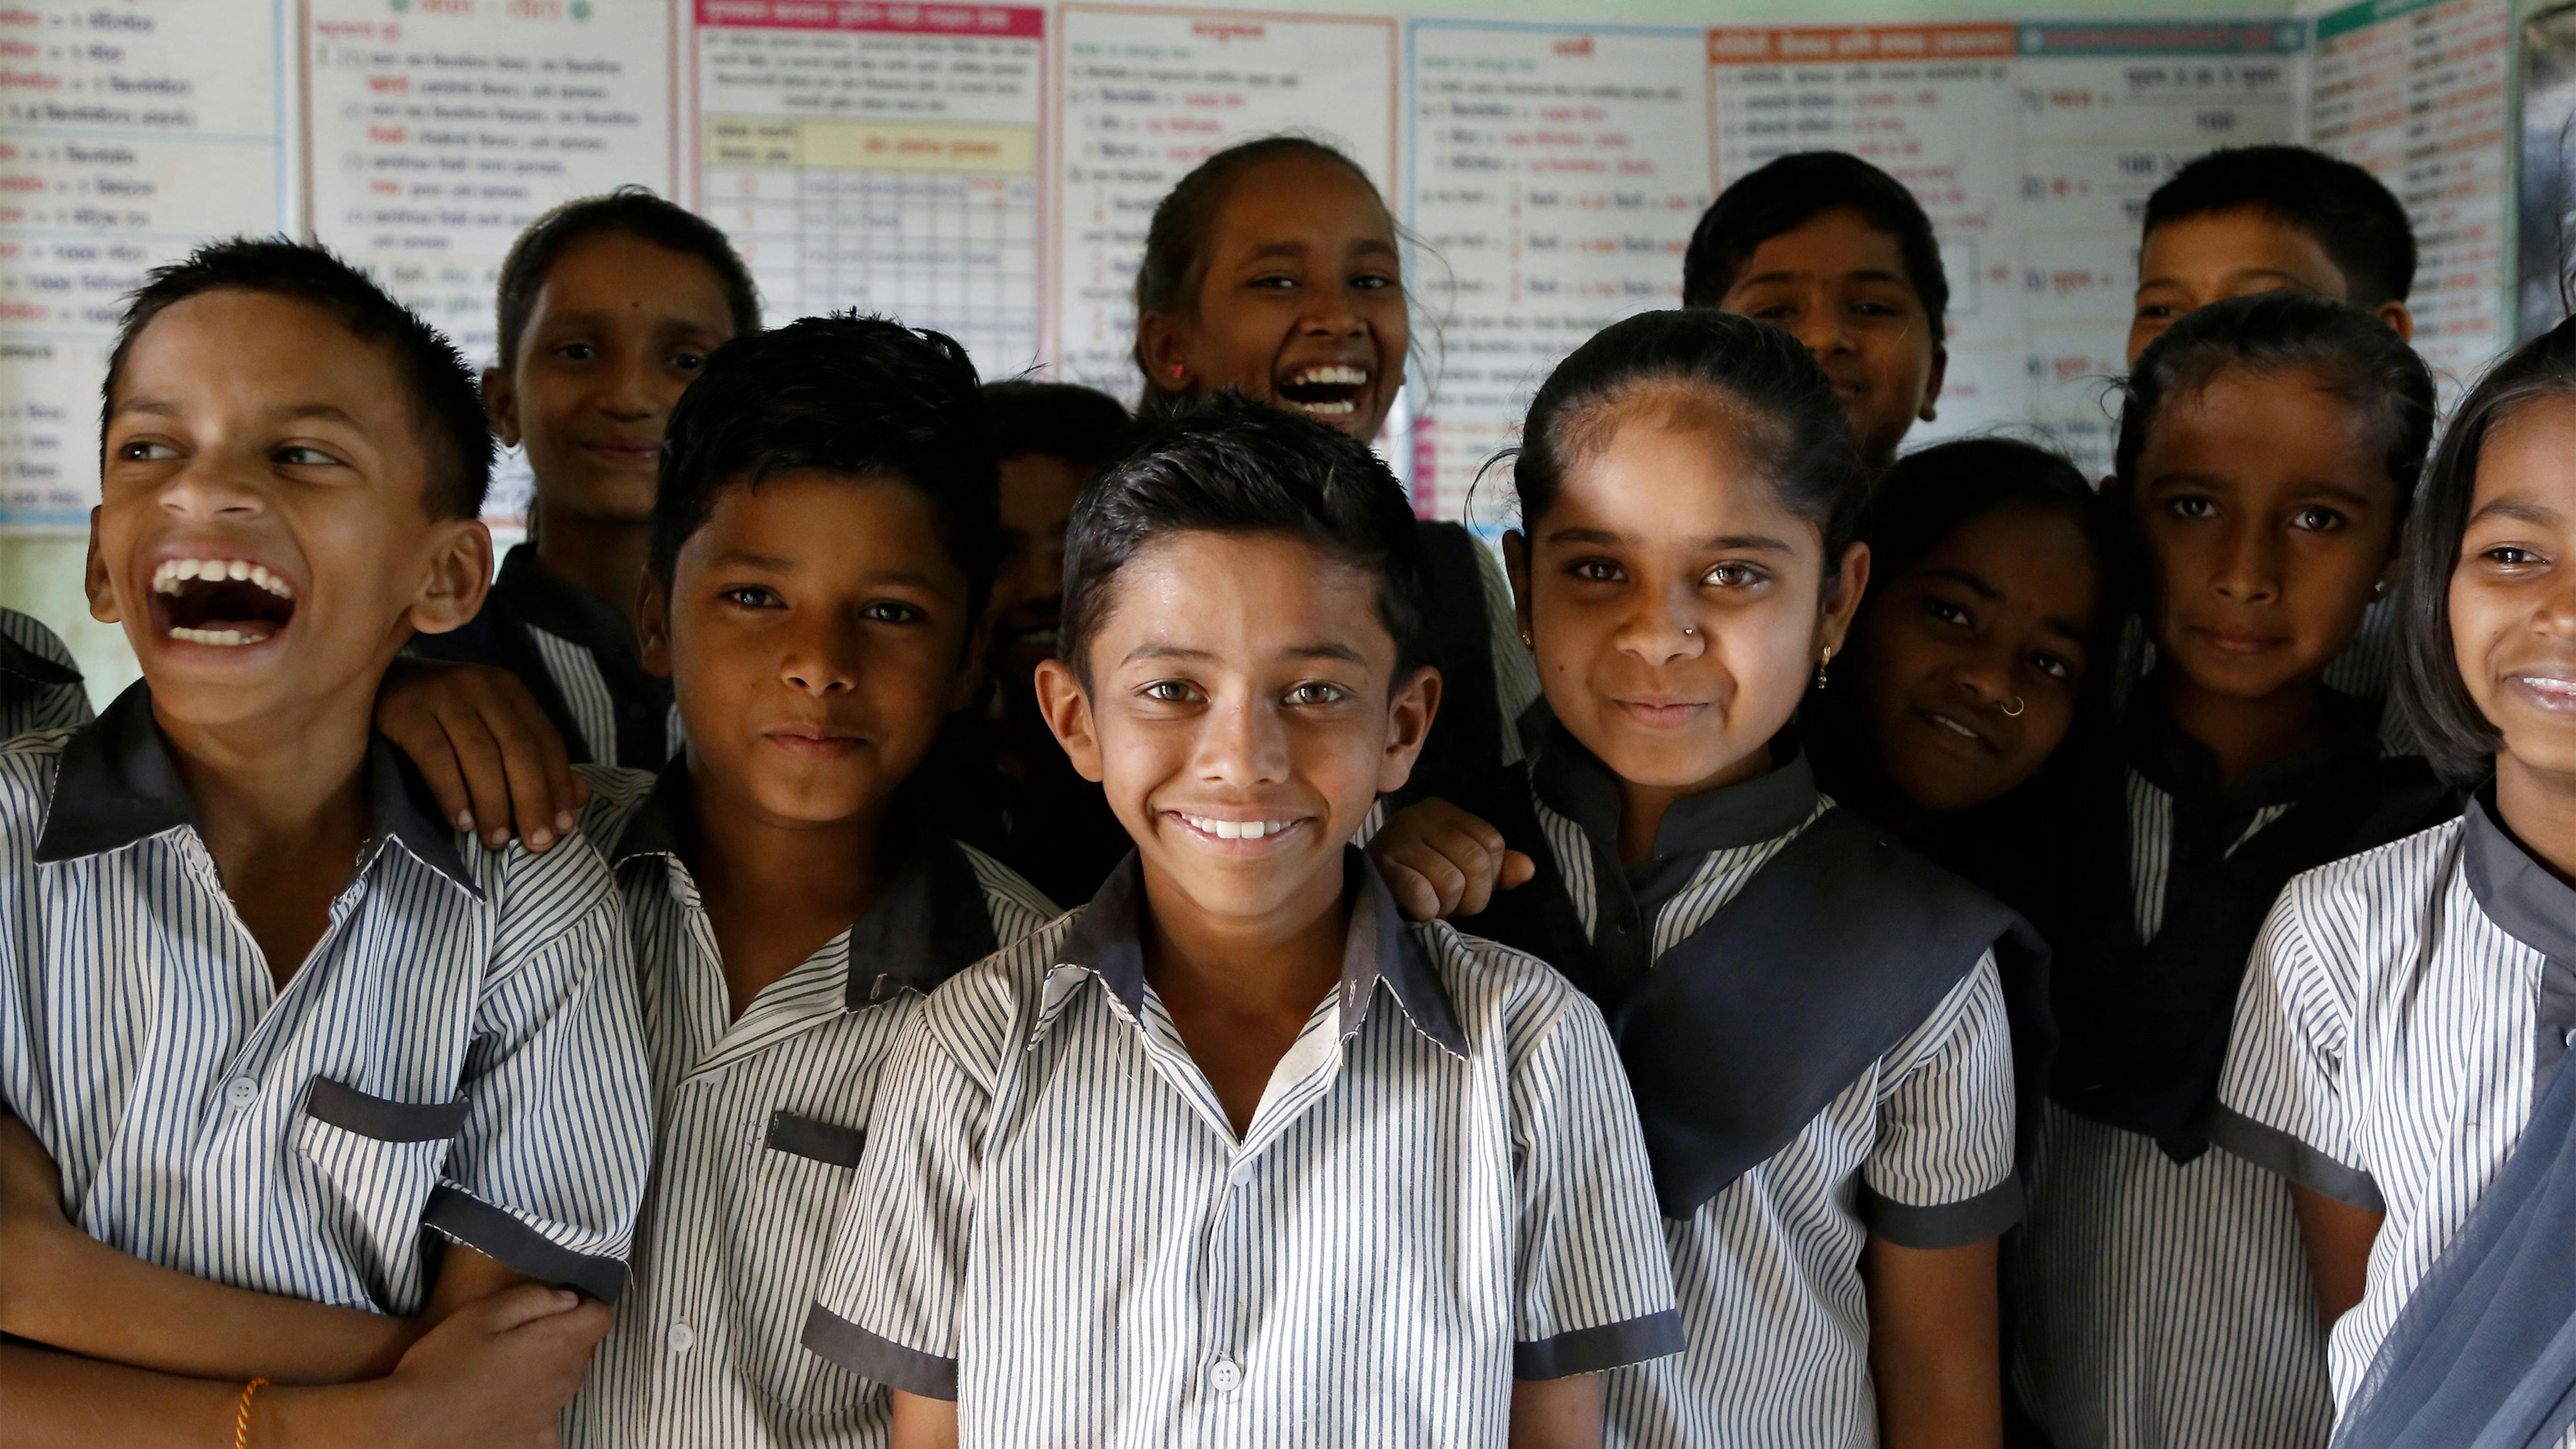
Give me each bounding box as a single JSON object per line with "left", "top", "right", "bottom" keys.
{"left": 0, "top": 0, "right": 283, "bottom": 529}
{"left": 1404, "top": 21, "right": 1707, "bottom": 524}
{"left": 1054, "top": 3, "right": 1395, "bottom": 397}
{"left": 693, "top": 1, "right": 1043, "bottom": 376}
{"left": 1706, "top": 25, "right": 2024, "bottom": 451}
{"left": 2014, "top": 19, "right": 2302, "bottom": 473}
{"left": 2312, "top": 0, "right": 2513, "bottom": 398}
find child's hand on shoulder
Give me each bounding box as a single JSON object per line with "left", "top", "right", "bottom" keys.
{"left": 351, "top": 1283, "right": 612, "bottom": 1447}
{"left": 377, "top": 659, "right": 586, "bottom": 853}
{"left": 1368, "top": 799, "right": 1534, "bottom": 920}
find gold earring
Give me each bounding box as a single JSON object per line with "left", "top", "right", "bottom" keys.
{"left": 2373, "top": 579, "right": 2390, "bottom": 600}
{"left": 1519, "top": 628, "right": 1534, "bottom": 648}
{"left": 1814, "top": 645, "right": 1833, "bottom": 691}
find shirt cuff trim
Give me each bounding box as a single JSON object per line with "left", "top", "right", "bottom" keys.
{"left": 421, "top": 1185, "right": 627, "bottom": 1302}
{"left": 802, "top": 1302, "right": 959, "bottom": 1400}
{"left": 1512, "top": 1309, "right": 1685, "bottom": 1379}
{"left": 1858, "top": 1176, "right": 2024, "bottom": 1250}
{"left": 2208, "top": 1105, "right": 2385, "bottom": 1212}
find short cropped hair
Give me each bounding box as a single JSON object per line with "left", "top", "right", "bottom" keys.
{"left": 494, "top": 187, "right": 760, "bottom": 369}
{"left": 2144, "top": 146, "right": 2418, "bottom": 308}
{"left": 1060, "top": 392, "right": 1425, "bottom": 682}
{"left": 103, "top": 237, "right": 492, "bottom": 519}
{"left": 982, "top": 380, "right": 1131, "bottom": 471}
{"left": 2396, "top": 316, "right": 2576, "bottom": 781}
{"left": 653, "top": 314, "right": 999, "bottom": 621}
{"left": 2112, "top": 291, "right": 2434, "bottom": 529}
{"left": 1681, "top": 151, "right": 1950, "bottom": 342}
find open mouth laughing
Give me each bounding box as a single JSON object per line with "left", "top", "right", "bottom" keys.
{"left": 150, "top": 558, "right": 297, "bottom": 647}
{"left": 1276, "top": 364, "right": 1371, "bottom": 423}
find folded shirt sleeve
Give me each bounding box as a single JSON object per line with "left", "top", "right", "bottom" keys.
{"left": 2211, "top": 891, "right": 2382, "bottom": 1211}
{"left": 1860, "top": 953, "right": 2024, "bottom": 1249}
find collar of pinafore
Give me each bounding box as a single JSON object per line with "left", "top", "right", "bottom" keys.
{"left": 0, "top": 631, "right": 79, "bottom": 687}
{"left": 35, "top": 682, "right": 479, "bottom": 896}
{"left": 1528, "top": 708, "right": 1817, "bottom": 860}
{"left": 2463, "top": 781, "right": 2576, "bottom": 966}
{"left": 493, "top": 542, "right": 643, "bottom": 663}
{"left": 2126, "top": 684, "right": 2379, "bottom": 811}
{"left": 611, "top": 758, "right": 994, "bottom": 1007}
{"left": 1050, "top": 848, "right": 1467, "bottom": 1058}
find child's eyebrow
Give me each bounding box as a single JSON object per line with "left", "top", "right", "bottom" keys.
{"left": 1918, "top": 565, "right": 2001, "bottom": 601}
{"left": 1735, "top": 267, "right": 1910, "bottom": 291}
{"left": 1541, "top": 526, "right": 1796, "bottom": 553}
{"left": 1245, "top": 241, "right": 1311, "bottom": 263}
{"left": 1118, "top": 641, "right": 1369, "bottom": 666}
{"left": 2468, "top": 497, "right": 2563, "bottom": 528}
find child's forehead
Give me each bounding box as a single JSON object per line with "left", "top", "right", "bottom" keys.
{"left": 1213, "top": 158, "right": 1394, "bottom": 243}
{"left": 1100, "top": 529, "right": 1392, "bottom": 642}
{"left": 119, "top": 289, "right": 402, "bottom": 402}
{"left": 2141, "top": 208, "right": 2341, "bottom": 287}
{"left": 534, "top": 228, "right": 736, "bottom": 320}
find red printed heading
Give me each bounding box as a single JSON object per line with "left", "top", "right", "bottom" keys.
{"left": 696, "top": 0, "right": 1044, "bottom": 38}
{"left": 1707, "top": 25, "right": 2018, "bottom": 65}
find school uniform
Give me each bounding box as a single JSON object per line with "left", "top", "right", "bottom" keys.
{"left": 802, "top": 850, "right": 1683, "bottom": 1446}
{"left": 561, "top": 763, "right": 1058, "bottom": 1448}
{"left": 1451, "top": 720, "right": 2027, "bottom": 1449}
{"left": 0, "top": 685, "right": 651, "bottom": 1315}
{"left": 2015, "top": 694, "right": 2450, "bottom": 1448}
{"left": 412, "top": 543, "right": 680, "bottom": 767}
{"left": 2212, "top": 784, "right": 2576, "bottom": 1446}
{"left": 0, "top": 608, "right": 91, "bottom": 739}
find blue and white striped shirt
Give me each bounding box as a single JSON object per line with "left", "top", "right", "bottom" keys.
{"left": 805, "top": 852, "right": 1683, "bottom": 1447}
{"left": 2214, "top": 793, "right": 2576, "bottom": 1445}
{"left": 563, "top": 763, "right": 1058, "bottom": 1449}
{"left": 0, "top": 685, "right": 652, "bottom": 1315}
{"left": 0, "top": 608, "right": 92, "bottom": 741}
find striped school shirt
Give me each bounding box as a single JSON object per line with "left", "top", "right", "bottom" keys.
{"left": 413, "top": 543, "right": 684, "bottom": 768}
{"left": 2213, "top": 788, "right": 2576, "bottom": 1442}
{"left": 1518, "top": 760, "right": 2020, "bottom": 1449}
{"left": 561, "top": 763, "right": 1058, "bottom": 1449}
{"left": 0, "top": 685, "right": 652, "bottom": 1315}
{"left": 2015, "top": 760, "right": 2332, "bottom": 1449}
{"left": 804, "top": 851, "right": 1684, "bottom": 1447}
{"left": 0, "top": 607, "right": 92, "bottom": 740}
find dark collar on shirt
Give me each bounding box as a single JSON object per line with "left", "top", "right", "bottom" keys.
{"left": 2462, "top": 783, "right": 2576, "bottom": 965}
{"left": 492, "top": 543, "right": 643, "bottom": 663}
{"left": 0, "top": 630, "right": 79, "bottom": 687}
{"left": 1528, "top": 712, "right": 1816, "bottom": 860}
{"left": 1056, "top": 849, "right": 1468, "bottom": 1058}
{"left": 2126, "top": 685, "right": 2380, "bottom": 811}
{"left": 609, "top": 758, "right": 995, "bottom": 1005}
{"left": 35, "top": 683, "right": 477, "bottom": 894}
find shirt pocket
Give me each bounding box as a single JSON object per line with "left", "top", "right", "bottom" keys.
{"left": 752, "top": 1108, "right": 884, "bottom": 1424}
{"left": 289, "top": 1076, "right": 468, "bottom": 1314}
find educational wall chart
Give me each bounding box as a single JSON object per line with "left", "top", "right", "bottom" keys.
{"left": 2313, "top": 0, "right": 2514, "bottom": 398}
{"left": 1052, "top": 3, "right": 1396, "bottom": 393}
{"left": 0, "top": 0, "right": 2550, "bottom": 533}
{"left": 2524, "top": 2, "right": 2576, "bottom": 340}
{"left": 0, "top": 0, "right": 284, "bottom": 531}
{"left": 1404, "top": 20, "right": 1709, "bottom": 520}
{"left": 692, "top": 0, "right": 1046, "bottom": 378}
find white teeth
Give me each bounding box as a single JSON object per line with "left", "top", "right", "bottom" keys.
{"left": 1289, "top": 398, "right": 1358, "bottom": 418}
{"left": 1183, "top": 814, "right": 1292, "bottom": 841}
{"left": 168, "top": 626, "right": 268, "bottom": 647}
{"left": 151, "top": 559, "right": 293, "bottom": 599}
{"left": 1292, "top": 364, "right": 1368, "bottom": 386}
{"left": 1927, "top": 712, "right": 1980, "bottom": 740}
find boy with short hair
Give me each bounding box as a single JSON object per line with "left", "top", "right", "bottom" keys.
{"left": 2128, "top": 144, "right": 2417, "bottom": 365}
{"left": 557, "top": 314, "right": 1060, "bottom": 1447}
{"left": 0, "top": 238, "right": 652, "bottom": 1443}
{"left": 412, "top": 187, "right": 760, "bottom": 777}
{"left": 1683, "top": 150, "right": 1950, "bottom": 473}
{"left": 803, "top": 396, "right": 1681, "bottom": 1447}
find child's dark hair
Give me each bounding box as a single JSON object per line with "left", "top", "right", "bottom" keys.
{"left": 2396, "top": 316, "right": 2576, "bottom": 781}
{"left": 1131, "top": 135, "right": 1389, "bottom": 413}
{"left": 653, "top": 314, "right": 999, "bottom": 621}
{"left": 2143, "top": 145, "right": 2417, "bottom": 308}
{"left": 103, "top": 237, "right": 492, "bottom": 519}
{"left": 1865, "top": 438, "right": 2132, "bottom": 721}
{"left": 1503, "top": 309, "right": 1866, "bottom": 578}
{"left": 1680, "top": 151, "right": 1949, "bottom": 343}
{"left": 2112, "top": 290, "right": 2434, "bottom": 527}
{"left": 1060, "top": 392, "right": 1424, "bottom": 682}
{"left": 983, "top": 380, "right": 1132, "bottom": 472}
{"left": 495, "top": 187, "right": 760, "bottom": 368}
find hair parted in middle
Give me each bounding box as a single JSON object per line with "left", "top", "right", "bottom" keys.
{"left": 1058, "top": 391, "right": 1428, "bottom": 684}
{"left": 652, "top": 312, "right": 1001, "bottom": 619}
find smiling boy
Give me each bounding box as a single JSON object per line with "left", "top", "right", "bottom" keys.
{"left": 0, "top": 240, "right": 651, "bottom": 1444}
{"left": 559, "top": 315, "right": 1060, "bottom": 1448}
{"left": 801, "top": 396, "right": 1679, "bottom": 1448}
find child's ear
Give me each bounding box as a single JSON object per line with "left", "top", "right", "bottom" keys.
{"left": 1917, "top": 348, "right": 1948, "bottom": 424}
{"left": 84, "top": 507, "right": 121, "bottom": 625}
{"left": 1818, "top": 541, "right": 1873, "bottom": 657}
{"left": 1032, "top": 658, "right": 1106, "bottom": 784}
{"left": 1502, "top": 530, "right": 1534, "bottom": 646}
{"left": 636, "top": 570, "right": 674, "bottom": 679}
{"left": 1135, "top": 311, "right": 1193, "bottom": 393}
{"left": 2374, "top": 301, "right": 2415, "bottom": 344}
{"left": 1377, "top": 664, "right": 1442, "bottom": 795}
{"left": 408, "top": 519, "right": 494, "bottom": 637}
{"left": 482, "top": 367, "right": 523, "bottom": 450}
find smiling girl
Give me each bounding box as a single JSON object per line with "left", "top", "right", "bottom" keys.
{"left": 1370, "top": 308, "right": 2030, "bottom": 1449}
{"left": 2016, "top": 292, "right": 2455, "bottom": 1449}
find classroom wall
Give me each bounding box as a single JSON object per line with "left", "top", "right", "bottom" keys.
{"left": 4, "top": 0, "right": 2564, "bottom": 707}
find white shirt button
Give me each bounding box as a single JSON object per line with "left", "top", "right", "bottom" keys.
{"left": 223, "top": 1077, "right": 258, "bottom": 1110}
{"left": 668, "top": 1323, "right": 696, "bottom": 1353}
{"left": 1227, "top": 1159, "right": 1255, "bottom": 1188}
{"left": 1209, "top": 1357, "right": 1241, "bottom": 1392}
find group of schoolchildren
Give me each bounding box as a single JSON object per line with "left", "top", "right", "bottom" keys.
{"left": 0, "top": 128, "right": 2570, "bottom": 1449}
